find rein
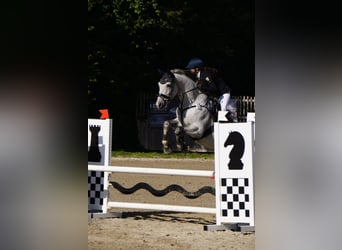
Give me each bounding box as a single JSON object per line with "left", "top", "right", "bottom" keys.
{"left": 179, "top": 87, "right": 210, "bottom": 113}
{"left": 179, "top": 87, "right": 196, "bottom": 112}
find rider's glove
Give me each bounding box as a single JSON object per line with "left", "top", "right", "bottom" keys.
{"left": 196, "top": 81, "right": 203, "bottom": 90}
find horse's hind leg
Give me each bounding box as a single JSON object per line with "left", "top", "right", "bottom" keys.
{"left": 174, "top": 126, "right": 187, "bottom": 152}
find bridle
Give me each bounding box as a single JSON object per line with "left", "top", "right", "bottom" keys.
{"left": 157, "top": 92, "right": 171, "bottom": 101}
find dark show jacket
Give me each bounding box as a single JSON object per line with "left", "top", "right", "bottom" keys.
{"left": 197, "top": 70, "right": 230, "bottom": 97}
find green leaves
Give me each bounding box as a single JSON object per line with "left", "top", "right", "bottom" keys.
{"left": 112, "top": 0, "right": 183, "bottom": 35}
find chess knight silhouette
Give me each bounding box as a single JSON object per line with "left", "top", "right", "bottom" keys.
{"left": 224, "top": 131, "right": 245, "bottom": 170}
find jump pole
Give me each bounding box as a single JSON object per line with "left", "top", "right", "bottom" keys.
{"left": 107, "top": 202, "right": 216, "bottom": 214}
{"left": 88, "top": 165, "right": 214, "bottom": 178}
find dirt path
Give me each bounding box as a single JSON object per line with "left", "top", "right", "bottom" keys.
{"left": 88, "top": 158, "right": 255, "bottom": 250}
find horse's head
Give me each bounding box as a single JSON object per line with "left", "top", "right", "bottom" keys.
{"left": 155, "top": 71, "right": 178, "bottom": 110}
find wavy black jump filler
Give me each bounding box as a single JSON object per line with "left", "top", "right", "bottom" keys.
{"left": 110, "top": 182, "right": 215, "bottom": 199}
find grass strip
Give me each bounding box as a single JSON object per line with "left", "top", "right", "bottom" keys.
{"left": 112, "top": 151, "right": 214, "bottom": 159}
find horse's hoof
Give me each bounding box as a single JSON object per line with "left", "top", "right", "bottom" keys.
{"left": 163, "top": 148, "right": 172, "bottom": 154}
{"left": 183, "top": 146, "right": 190, "bottom": 152}
{"left": 176, "top": 144, "right": 188, "bottom": 152}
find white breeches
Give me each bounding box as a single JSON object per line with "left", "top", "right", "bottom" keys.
{"left": 219, "top": 93, "right": 231, "bottom": 111}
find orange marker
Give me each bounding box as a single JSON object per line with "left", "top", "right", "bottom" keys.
{"left": 99, "top": 109, "right": 109, "bottom": 119}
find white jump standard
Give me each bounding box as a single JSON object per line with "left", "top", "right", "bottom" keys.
{"left": 206, "top": 111, "right": 255, "bottom": 232}
{"left": 88, "top": 119, "right": 113, "bottom": 215}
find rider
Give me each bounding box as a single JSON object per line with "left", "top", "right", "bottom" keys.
{"left": 185, "top": 57, "right": 231, "bottom": 113}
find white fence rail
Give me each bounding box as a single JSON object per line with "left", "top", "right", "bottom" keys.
{"left": 88, "top": 165, "right": 214, "bottom": 178}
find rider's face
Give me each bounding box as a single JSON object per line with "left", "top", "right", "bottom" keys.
{"left": 190, "top": 68, "right": 200, "bottom": 74}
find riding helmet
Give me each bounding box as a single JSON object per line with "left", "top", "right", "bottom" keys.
{"left": 185, "top": 57, "right": 204, "bottom": 69}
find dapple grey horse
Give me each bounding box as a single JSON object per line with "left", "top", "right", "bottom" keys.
{"left": 155, "top": 69, "right": 214, "bottom": 153}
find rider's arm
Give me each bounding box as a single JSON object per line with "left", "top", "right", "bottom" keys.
{"left": 197, "top": 79, "right": 217, "bottom": 96}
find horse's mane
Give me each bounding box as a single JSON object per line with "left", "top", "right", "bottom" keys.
{"left": 170, "top": 68, "right": 186, "bottom": 75}
{"left": 171, "top": 69, "right": 197, "bottom": 82}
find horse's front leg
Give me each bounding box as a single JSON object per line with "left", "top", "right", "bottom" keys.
{"left": 162, "top": 118, "right": 180, "bottom": 153}
{"left": 162, "top": 119, "right": 173, "bottom": 153}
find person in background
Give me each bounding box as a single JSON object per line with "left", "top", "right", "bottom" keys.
{"left": 185, "top": 57, "right": 231, "bottom": 112}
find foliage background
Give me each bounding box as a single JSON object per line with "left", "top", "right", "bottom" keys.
{"left": 88, "top": 0, "right": 254, "bottom": 150}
